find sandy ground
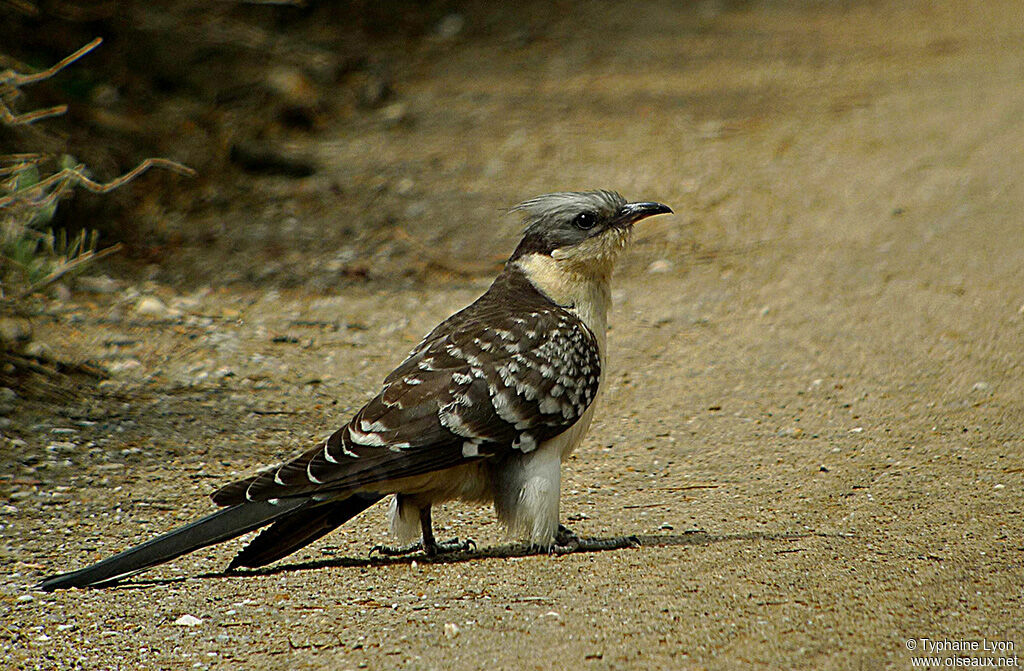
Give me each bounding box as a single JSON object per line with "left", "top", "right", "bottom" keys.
{"left": 3, "top": 1, "right": 1024, "bottom": 669}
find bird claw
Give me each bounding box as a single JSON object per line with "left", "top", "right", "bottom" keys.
{"left": 369, "top": 541, "right": 422, "bottom": 557}
{"left": 369, "top": 537, "right": 476, "bottom": 558}
{"left": 433, "top": 537, "right": 476, "bottom": 555}
{"left": 545, "top": 525, "right": 641, "bottom": 555}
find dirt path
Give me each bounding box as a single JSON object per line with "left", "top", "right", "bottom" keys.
{"left": 4, "top": 1, "right": 1024, "bottom": 669}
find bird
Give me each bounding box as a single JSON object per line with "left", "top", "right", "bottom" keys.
{"left": 38, "top": 190, "right": 672, "bottom": 591}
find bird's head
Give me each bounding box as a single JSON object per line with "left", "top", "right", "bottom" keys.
{"left": 509, "top": 190, "right": 673, "bottom": 278}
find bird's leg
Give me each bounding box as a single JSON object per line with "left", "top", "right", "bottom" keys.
{"left": 419, "top": 505, "right": 476, "bottom": 555}
{"left": 549, "top": 523, "right": 640, "bottom": 554}
{"left": 370, "top": 505, "right": 475, "bottom": 557}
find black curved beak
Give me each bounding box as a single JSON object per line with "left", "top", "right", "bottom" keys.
{"left": 619, "top": 201, "right": 674, "bottom": 225}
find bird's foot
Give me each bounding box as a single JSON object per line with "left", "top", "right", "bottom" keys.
{"left": 428, "top": 537, "right": 477, "bottom": 556}
{"left": 370, "top": 537, "right": 476, "bottom": 558}
{"left": 370, "top": 541, "right": 421, "bottom": 557}
{"left": 546, "top": 524, "right": 641, "bottom": 555}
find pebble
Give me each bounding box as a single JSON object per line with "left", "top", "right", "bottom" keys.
{"left": 0, "top": 317, "right": 32, "bottom": 344}
{"left": 51, "top": 284, "right": 71, "bottom": 302}
{"left": 76, "top": 275, "right": 122, "bottom": 294}
{"left": 107, "top": 360, "right": 144, "bottom": 377}
{"left": 433, "top": 13, "right": 465, "bottom": 40}
{"left": 173, "top": 614, "right": 204, "bottom": 627}
{"left": 380, "top": 102, "right": 410, "bottom": 127}
{"left": 358, "top": 75, "right": 392, "bottom": 109}
{"left": 134, "top": 296, "right": 181, "bottom": 319}
{"left": 23, "top": 341, "right": 52, "bottom": 359}
{"left": 265, "top": 65, "right": 318, "bottom": 107}
{"left": 443, "top": 622, "right": 460, "bottom": 638}
{"left": 0, "top": 386, "right": 16, "bottom": 415}
{"left": 646, "top": 259, "right": 673, "bottom": 274}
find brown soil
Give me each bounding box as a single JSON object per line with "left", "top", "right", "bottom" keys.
{"left": 4, "top": 1, "right": 1024, "bottom": 669}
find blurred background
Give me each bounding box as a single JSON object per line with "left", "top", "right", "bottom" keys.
{"left": 10, "top": 0, "right": 1000, "bottom": 290}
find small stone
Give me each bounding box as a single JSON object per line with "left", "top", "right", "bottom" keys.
{"left": 173, "top": 614, "right": 203, "bottom": 627}
{"left": 994, "top": 484, "right": 1005, "bottom": 490}
{"left": 107, "top": 359, "right": 143, "bottom": 375}
{"left": 380, "top": 102, "right": 410, "bottom": 127}
{"left": 134, "top": 296, "right": 180, "bottom": 319}
{"left": 646, "top": 259, "right": 673, "bottom": 274}
{"left": 433, "top": 13, "right": 465, "bottom": 40}
{"left": 265, "top": 66, "right": 318, "bottom": 107}
{"left": 395, "top": 177, "right": 415, "bottom": 195}
{"left": 17, "top": 594, "right": 34, "bottom": 602}
{"left": 0, "top": 386, "right": 16, "bottom": 415}
{"left": 659, "top": 522, "right": 674, "bottom": 531}
{"left": 971, "top": 381, "right": 991, "bottom": 393}
{"left": 358, "top": 75, "right": 392, "bottom": 109}
{"left": 51, "top": 284, "right": 72, "bottom": 302}
{"left": 76, "top": 275, "right": 122, "bottom": 294}
{"left": 699, "top": 119, "right": 724, "bottom": 140}
{"left": 443, "top": 622, "right": 460, "bottom": 638}
{"left": 0, "top": 318, "right": 32, "bottom": 345}
{"left": 23, "top": 341, "right": 52, "bottom": 360}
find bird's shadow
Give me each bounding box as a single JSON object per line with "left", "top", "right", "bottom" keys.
{"left": 100, "top": 529, "right": 850, "bottom": 591}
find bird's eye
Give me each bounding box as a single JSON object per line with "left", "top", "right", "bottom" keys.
{"left": 573, "top": 212, "right": 598, "bottom": 230}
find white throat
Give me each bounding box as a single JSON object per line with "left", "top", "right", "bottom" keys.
{"left": 513, "top": 252, "right": 613, "bottom": 355}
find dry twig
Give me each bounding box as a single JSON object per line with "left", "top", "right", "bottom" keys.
{"left": 0, "top": 158, "right": 198, "bottom": 209}
{"left": 0, "top": 37, "right": 103, "bottom": 126}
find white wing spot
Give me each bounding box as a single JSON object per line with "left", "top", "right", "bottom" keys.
{"left": 539, "top": 396, "right": 562, "bottom": 415}
{"left": 360, "top": 418, "right": 388, "bottom": 432}
{"left": 440, "top": 404, "right": 485, "bottom": 439}
{"left": 513, "top": 433, "right": 537, "bottom": 453}
{"left": 349, "top": 426, "right": 386, "bottom": 446}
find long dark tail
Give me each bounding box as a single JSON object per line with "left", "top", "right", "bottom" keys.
{"left": 228, "top": 493, "right": 385, "bottom": 569}
{"left": 38, "top": 498, "right": 311, "bottom": 591}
